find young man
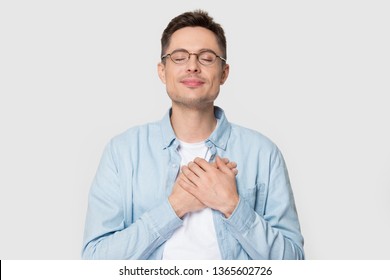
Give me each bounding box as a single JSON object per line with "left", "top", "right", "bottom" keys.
{"left": 82, "top": 10, "right": 304, "bottom": 260}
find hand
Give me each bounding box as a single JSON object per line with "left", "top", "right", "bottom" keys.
{"left": 168, "top": 172, "right": 206, "bottom": 218}
{"left": 168, "top": 157, "right": 239, "bottom": 218}
{"left": 180, "top": 156, "right": 239, "bottom": 218}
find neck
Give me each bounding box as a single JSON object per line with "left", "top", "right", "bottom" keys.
{"left": 170, "top": 104, "right": 217, "bottom": 143}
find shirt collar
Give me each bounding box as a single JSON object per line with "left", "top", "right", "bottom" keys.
{"left": 160, "top": 106, "right": 231, "bottom": 150}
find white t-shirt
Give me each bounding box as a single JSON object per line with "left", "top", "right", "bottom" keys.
{"left": 162, "top": 140, "right": 222, "bottom": 260}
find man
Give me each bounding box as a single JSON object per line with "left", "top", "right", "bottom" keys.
{"left": 82, "top": 10, "right": 304, "bottom": 260}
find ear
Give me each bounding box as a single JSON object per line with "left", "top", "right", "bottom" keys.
{"left": 157, "top": 62, "right": 166, "bottom": 84}
{"left": 220, "top": 63, "right": 230, "bottom": 85}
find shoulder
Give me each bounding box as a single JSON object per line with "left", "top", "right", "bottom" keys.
{"left": 229, "top": 123, "right": 278, "bottom": 152}
{"left": 228, "top": 123, "right": 288, "bottom": 172}
{"left": 108, "top": 120, "right": 161, "bottom": 151}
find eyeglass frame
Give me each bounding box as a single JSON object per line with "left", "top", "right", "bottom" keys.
{"left": 161, "top": 48, "right": 227, "bottom": 65}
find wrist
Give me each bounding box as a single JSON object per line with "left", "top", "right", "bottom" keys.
{"left": 221, "top": 195, "right": 239, "bottom": 218}
{"left": 168, "top": 195, "right": 187, "bottom": 218}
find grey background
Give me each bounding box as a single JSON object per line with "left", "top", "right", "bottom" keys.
{"left": 1, "top": 0, "right": 389, "bottom": 259}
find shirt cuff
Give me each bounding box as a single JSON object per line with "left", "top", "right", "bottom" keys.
{"left": 223, "top": 196, "right": 257, "bottom": 232}
{"left": 144, "top": 199, "right": 183, "bottom": 240}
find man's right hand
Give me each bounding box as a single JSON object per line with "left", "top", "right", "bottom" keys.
{"left": 168, "top": 172, "right": 206, "bottom": 218}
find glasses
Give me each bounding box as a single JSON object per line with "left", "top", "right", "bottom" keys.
{"left": 161, "top": 49, "right": 226, "bottom": 66}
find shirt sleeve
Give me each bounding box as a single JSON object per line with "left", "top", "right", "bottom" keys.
{"left": 222, "top": 147, "right": 305, "bottom": 259}
{"left": 81, "top": 140, "right": 183, "bottom": 259}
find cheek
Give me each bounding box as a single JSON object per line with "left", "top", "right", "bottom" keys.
{"left": 210, "top": 74, "right": 223, "bottom": 87}
{"left": 164, "top": 67, "right": 179, "bottom": 84}
{"left": 165, "top": 73, "right": 176, "bottom": 88}
{"left": 164, "top": 74, "right": 180, "bottom": 93}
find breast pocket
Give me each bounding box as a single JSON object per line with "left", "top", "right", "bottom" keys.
{"left": 238, "top": 183, "right": 265, "bottom": 215}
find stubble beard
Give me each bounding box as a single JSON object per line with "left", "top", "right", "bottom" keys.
{"left": 168, "top": 92, "right": 219, "bottom": 111}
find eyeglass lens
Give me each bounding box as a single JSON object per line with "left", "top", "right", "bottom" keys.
{"left": 170, "top": 51, "right": 217, "bottom": 65}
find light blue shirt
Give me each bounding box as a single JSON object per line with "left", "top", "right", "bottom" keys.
{"left": 82, "top": 107, "right": 304, "bottom": 259}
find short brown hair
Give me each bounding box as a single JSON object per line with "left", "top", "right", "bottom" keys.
{"left": 161, "top": 10, "right": 227, "bottom": 60}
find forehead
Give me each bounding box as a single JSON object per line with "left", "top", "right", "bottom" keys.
{"left": 168, "top": 26, "right": 221, "bottom": 53}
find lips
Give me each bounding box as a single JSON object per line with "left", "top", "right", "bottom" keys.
{"left": 180, "top": 78, "right": 205, "bottom": 87}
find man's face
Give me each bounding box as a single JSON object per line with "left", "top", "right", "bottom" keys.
{"left": 158, "top": 27, "right": 229, "bottom": 110}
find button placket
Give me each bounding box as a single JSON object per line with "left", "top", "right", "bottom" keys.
{"left": 165, "top": 142, "right": 181, "bottom": 196}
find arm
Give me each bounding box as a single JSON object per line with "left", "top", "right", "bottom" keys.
{"left": 180, "top": 153, "right": 304, "bottom": 259}
{"left": 82, "top": 141, "right": 182, "bottom": 260}
{"left": 223, "top": 148, "right": 304, "bottom": 259}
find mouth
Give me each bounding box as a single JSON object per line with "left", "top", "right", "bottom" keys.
{"left": 180, "top": 78, "right": 205, "bottom": 88}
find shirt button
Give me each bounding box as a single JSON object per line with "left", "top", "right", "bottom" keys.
{"left": 172, "top": 164, "right": 177, "bottom": 168}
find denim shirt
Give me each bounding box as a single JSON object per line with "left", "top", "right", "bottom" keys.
{"left": 82, "top": 107, "right": 304, "bottom": 259}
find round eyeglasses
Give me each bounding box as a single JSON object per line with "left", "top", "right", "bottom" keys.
{"left": 161, "top": 49, "right": 226, "bottom": 66}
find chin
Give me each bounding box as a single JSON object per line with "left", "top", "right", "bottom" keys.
{"left": 172, "top": 98, "right": 215, "bottom": 110}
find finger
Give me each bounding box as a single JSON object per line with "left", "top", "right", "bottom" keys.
{"left": 193, "top": 157, "right": 214, "bottom": 172}
{"left": 216, "top": 155, "right": 234, "bottom": 175}
{"left": 182, "top": 165, "right": 201, "bottom": 185}
{"left": 179, "top": 172, "right": 197, "bottom": 188}
{"left": 211, "top": 158, "right": 231, "bottom": 169}
{"left": 232, "top": 168, "right": 238, "bottom": 175}
{"left": 178, "top": 176, "right": 200, "bottom": 199}
{"left": 178, "top": 176, "right": 197, "bottom": 191}
{"left": 187, "top": 161, "right": 205, "bottom": 177}
{"left": 226, "top": 161, "right": 237, "bottom": 169}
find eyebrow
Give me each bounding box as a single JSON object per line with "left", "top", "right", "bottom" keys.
{"left": 170, "top": 48, "right": 218, "bottom": 54}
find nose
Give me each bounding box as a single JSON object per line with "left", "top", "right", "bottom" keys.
{"left": 186, "top": 53, "right": 200, "bottom": 73}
